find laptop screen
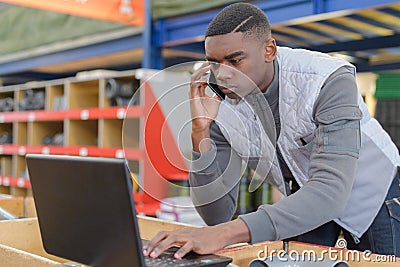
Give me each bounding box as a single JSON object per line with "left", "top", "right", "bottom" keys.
{"left": 27, "top": 154, "right": 233, "bottom": 267}
{"left": 26, "top": 154, "right": 145, "bottom": 267}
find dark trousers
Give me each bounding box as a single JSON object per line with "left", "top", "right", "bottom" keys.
{"left": 289, "top": 171, "right": 400, "bottom": 257}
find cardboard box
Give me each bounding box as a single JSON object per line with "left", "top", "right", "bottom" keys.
{"left": 0, "top": 195, "right": 37, "bottom": 219}
{"left": 0, "top": 215, "right": 398, "bottom": 266}
{"left": 0, "top": 195, "right": 24, "bottom": 218}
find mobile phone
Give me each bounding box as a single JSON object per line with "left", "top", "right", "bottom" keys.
{"left": 207, "top": 70, "right": 225, "bottom": 100}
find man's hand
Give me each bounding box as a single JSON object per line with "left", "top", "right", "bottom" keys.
{"left": 190, "top": 62, "right": 221, "bottom": 152}
{"left": 143, "top": 226, "right": 226, "bottom": 259}
{"left": 142, "top": 219, "right": 251, "bottom": 259}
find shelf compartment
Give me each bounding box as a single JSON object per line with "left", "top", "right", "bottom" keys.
{"left": 0, "top": 123, "right": 13, "bottom": 145}
{"left": 67, "top": 80, "right": 99, "bottom": 109}
{"left": 0, "top": 156, "right": 12, "bottom": 194}
{"left": 13, "top": 122, "right": 27, "bottom": 145}
{"left": 17, "top": 88, "right": 46, "bottom": 111}
{"left": 122, "top": 117, "right": 141, "bottom": 149}
{"left": 0, "top": 91, "right": 14, "bottom": 113}
{"left": 65, "top": 120, "right": 98, "bottom": 146}
{"left": 28, "top": 121, "right": 64, "bottom": 146}
{"left": 13, "top": 155, "right": 27, "bottom": 178}
{"left": 46, "top": 84, "right": 65, "bottom": 111}
{"left": 101, "top": 75, "right": 140, "bottom": 108}
{"left": 98, "top": 119, "right": 123, "bottom": 148}
{"left": 0, "top": 156, "right": 12, "bottom": 176}
{"left": 0, "top": 123, "right": 12, "bottom": 133}
{"left": 0, "top": 185, "right": 9, "bottom": 194}
{"left": 10, "top": 155, "right": 28, "bottom": 196}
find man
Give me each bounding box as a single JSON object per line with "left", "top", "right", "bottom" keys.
{"left": 144, "top": 3, "right": 400, "bottom": 259}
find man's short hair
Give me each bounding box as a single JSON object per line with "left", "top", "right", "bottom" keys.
{"left": 206, "top": 3, "right": 271, "bottom": 40}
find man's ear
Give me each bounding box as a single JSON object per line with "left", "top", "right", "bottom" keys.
{"left": 264, "top": 39, "right": 277, "bottom": 63}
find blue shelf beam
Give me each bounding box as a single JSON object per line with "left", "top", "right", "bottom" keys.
{"left": 0, "top": 33, "right": 143, "bottom": 76}
{"left": 142, "top": 0, "right": 162, "bottom": 69}
{"left": 357, "top": 62, "right": 400, "bottom": 72}
{"left": 308, "top": 33, "right": 400, "bottom": 53}
{"left": 0, "top": 71, "right": 68, "bottom": 86}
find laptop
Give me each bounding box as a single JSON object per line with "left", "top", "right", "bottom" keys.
{"left": 26, "top": 154, "right": 232, "bottom": 267}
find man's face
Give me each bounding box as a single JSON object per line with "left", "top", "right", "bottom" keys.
{"left": 205, "top": 32, "right": 275, "bottom": 99}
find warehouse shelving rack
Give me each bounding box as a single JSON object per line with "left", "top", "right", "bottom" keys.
{"left": 0, "top": 69, "right": 190, "bottom": 215}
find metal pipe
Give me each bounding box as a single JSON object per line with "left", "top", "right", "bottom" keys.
{"left": 0, "top": 206, "right": 17, "bottom": 220}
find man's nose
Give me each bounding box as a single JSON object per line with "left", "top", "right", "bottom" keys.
{"left": 216, "top": 64, "right": 233, "bottom": 82}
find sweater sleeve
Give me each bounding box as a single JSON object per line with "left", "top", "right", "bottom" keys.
{"left": 239, "top": 66, "right": 363, "bottom": 242}
{"left": 189, "top": 121, "right": 242, "bottom": 225}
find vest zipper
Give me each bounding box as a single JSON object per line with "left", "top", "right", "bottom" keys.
{"left": 350, "top": 233, "right": 361, "bottom": 244}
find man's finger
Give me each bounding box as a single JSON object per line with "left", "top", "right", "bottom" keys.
{"left": 191, "top": 64, "right": 210, "bottom": 82}
{"left": 190, "top": 64, "right": 211, "bottom": 98}
{"left": 143, "top": 231, "right": 168, "bottom": 256}
{"left": 174, "top": 241, "right": 194, "bottom": 259}
{"left": 149, "top": 233, "right": 181, "bottom": 258}
{"left": 213, "top": 94, "right": 222, "bottom": 101}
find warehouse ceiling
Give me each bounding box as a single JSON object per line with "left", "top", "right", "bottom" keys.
{"left": 270, "top": 2, "right": 400, "bottom": 72}
{"left": 163, "top": 1, "right": 400, "bottom": 73}
{"left": 0, "top": 1, "right": 400, "bottom": 86}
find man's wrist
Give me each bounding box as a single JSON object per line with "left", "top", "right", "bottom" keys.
{"left": 216, "top": 219, "right": 251, "bottom": 247}
{"left": 192, "top": 129, "right": 211, "bottom": 152}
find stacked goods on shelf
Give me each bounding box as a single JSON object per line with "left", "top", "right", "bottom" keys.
{"left": 105, "top": 78, "right": 139, "bottom": 106}
{"left": 19, "top": 90, "right": 45, "bottom": 111}
{"left": 0, "top": 97, "right": 13, "bottom": 112}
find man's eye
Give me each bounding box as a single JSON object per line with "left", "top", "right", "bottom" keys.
{"left": 231, "top": 58, "right": 242, "bottom": 64}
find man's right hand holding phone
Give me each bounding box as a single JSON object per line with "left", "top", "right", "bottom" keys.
{"left": 190, "top": 61, "right": 222, "bottom": 153}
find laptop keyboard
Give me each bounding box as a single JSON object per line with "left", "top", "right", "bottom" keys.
{"left": 145, "top": 255, "right": 208, "bottom": 267}
{"left": 144, "top": 246, "right": 228, "bottom": 267}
